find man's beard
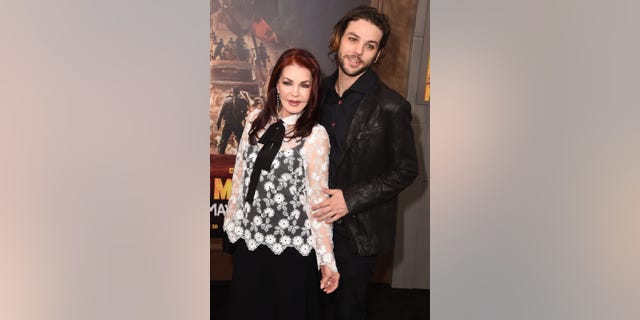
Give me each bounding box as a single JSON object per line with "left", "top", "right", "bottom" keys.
{"left": 338, "top": 54, "right": 373, "bottom": 77}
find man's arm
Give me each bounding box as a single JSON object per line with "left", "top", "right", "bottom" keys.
{"left": 313, "top": 99, "right": 418, "bottom": 222}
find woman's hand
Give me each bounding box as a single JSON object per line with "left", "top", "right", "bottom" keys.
{"left": 319, "top": 265, "right": 340, "bottom": 294}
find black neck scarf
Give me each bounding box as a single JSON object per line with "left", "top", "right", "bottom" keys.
{"left": 245, "top": 120, "right": 285, "bottom": 203}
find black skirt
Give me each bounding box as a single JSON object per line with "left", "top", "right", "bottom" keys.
{"left": 228, "top": 239, "right": 320, "bottom": 320}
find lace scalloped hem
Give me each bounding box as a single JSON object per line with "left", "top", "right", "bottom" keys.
{"left": 227, "top": 232, "right": 315, "bottom": 257}
{"left": 226, "top": 232, "right": 339, "bottom": 272}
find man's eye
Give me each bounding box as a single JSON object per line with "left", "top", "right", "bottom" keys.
{"left": 366, "top": 44, "right": 376, "bottom": 50}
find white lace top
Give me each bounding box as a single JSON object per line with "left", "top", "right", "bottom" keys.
{"left": 223, "top": 109, "right": 337, "bottom": 272}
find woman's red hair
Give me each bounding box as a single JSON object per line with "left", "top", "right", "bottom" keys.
{"left": 249, "top": 48, "right": 323, "bottom": 143}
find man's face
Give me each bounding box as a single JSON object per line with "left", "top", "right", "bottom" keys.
{"left": 337, "top": 19, "right": 383, "bottom": 78}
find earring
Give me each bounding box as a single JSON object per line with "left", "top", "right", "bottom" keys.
{"left": 276, "top": 91, "right": 280, "bottom": 109}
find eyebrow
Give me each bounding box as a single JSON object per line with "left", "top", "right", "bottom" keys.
{"left": 282, "top": 77, "right": 312, "bottom": 83}
{"left": 346, "top": 32, "right": 379, "bottom": 46}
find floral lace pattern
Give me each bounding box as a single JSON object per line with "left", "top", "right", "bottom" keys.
{"left": 224, "top": 110, "right": 336, "bottom": 272}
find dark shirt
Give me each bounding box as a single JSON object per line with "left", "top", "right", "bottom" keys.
{"left": 321, "top": 69, "right": 378, "bottom": 188}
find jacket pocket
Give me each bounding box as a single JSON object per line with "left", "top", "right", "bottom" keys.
{"left": 356, "top": 127, "right": 383, "bottom": 139}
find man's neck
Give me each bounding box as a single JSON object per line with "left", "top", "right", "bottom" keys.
{"left": 335, "top": 69, "right": 366, "bottom": 97}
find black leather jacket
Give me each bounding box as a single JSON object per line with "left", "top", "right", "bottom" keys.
{"left": 324, "top": 77, "right": 419, "bottom": 256}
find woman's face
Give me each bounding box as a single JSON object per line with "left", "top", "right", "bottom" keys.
{"left": 276, "top": 64, "right": 312, "bottom": 118}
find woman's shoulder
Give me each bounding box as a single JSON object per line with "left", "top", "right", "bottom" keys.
{"left": 311, "top": 123, "right": 328, "bottom": 134}
{"left": 308, "top": 123, "right": 329, "bottom": 141}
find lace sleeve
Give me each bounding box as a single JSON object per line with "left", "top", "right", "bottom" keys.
{"left": 224, "top": 109, "right": 260, "bottom": 228}
{"left": 302, "top": 125, "right": 337, "bottom": 272}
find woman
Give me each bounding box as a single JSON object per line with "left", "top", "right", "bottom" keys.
{"left": 223, "top": 48, "right": 339, "bottom": 320}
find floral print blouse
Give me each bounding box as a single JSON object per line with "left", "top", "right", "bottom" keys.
{"left": 223, "top": 109, "right": 337, "bottom": 272}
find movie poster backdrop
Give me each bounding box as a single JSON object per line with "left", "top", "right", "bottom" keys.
{"left": 210, "top": 0, "right": 368, "bottom": 237}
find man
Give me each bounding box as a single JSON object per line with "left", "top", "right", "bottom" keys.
{"left": 256, "top": 42, "right": 270, "bottom": 70}
{"left": 235, "top": 37, "right": 249, "bottom": 61}
{"left": 216, "top": 87, "right": 248, "bottom": 154}
{"left": 312, "top": 6, "right": 418, "bottom": 320}
{"left": 212, "top": 38, "right": 224, "bottom": 60}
